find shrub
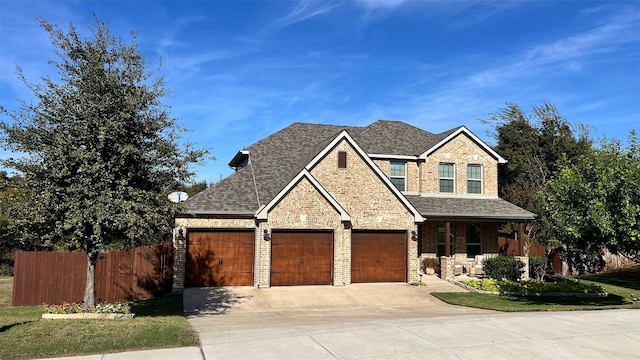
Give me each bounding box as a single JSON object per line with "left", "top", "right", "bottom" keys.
{"left": 0, "top": 263, "right": 13, "bottom": 276}
{"left": 0, "top": 253, "right": 14, "bottom": 276}
{"left": 529, "top": 256, "right": 547, "bottom": 281}
{"left": 421, "top": 257, "right": 440, "bottom": 274}
{"left": 483, "top": 255, "right": 525, "bottom": 281}
{"left": 464, "top": 278, "right": 500, "bottom": 292}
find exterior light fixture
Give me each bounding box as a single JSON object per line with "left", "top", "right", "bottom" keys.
{"left": 263, "top": 229, "right": 271, "bottom": 241}
{"left": 411, "top": 230, "right": 418, "bottom": 241}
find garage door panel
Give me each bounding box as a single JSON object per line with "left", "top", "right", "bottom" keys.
{"left": 351, "top": 231, "right": 407, "bottom": 283}
{"left": 186, "top": 231, "right": 255, "bottom": 287}
{"left": 271, "top": 231, "right": 333, "bottom": 286}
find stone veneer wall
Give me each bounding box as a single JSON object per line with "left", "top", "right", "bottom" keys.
{"left": 173, "top": 132, "right": 506, "bottom": 289}
{"left": 373, "top": 159, "right": 420, "bottom": 194}
{"left": 265, "top": 176, "right": 346, "bottom": 287}
{"left": 310, "top": 139, "right": 419, "bottom": 282}
{"left": 422, "top": 133, "right": 498, "bottom": 196}
{"left": 515, "top": 256, "right": 530, "bottom": 280}
{"left": 406, "top": 160, "right": 419, "bottom": 193}
{"left": 441, "top": 256, "right": 456, "bottom": 280}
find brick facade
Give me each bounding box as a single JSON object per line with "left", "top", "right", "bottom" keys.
{"left": 266, "top": 176, "right": 347, "bottom": 286}
{"left": 366, "top": 129, "right": 501, "bottom": 197}
{"left": 173, "top": 138, "right": 421, "bottom": 290}
{"left": 310, "top": 140, "right": 419, "bottom": 283}
{"left": 173, "top": 122, "right": 529, "bottom": 290}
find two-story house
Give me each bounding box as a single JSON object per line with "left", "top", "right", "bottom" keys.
{"left": 173, "top": 120, "right": 534, "bottom": 290}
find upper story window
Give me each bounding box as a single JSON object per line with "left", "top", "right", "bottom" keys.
{"left": 439, "top": 163, "right": 455, "bottom": 193}
{"left": 390, "top": 160, "right": 406, "bottom": 191}
{"left": 467, "top": 164, "right": 482, "bottom": 194}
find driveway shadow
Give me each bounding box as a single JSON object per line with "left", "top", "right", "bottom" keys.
{"left": 183, "top": 287, "right": 252, "bottom": 317}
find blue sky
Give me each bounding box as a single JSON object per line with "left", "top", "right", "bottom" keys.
{"left": 1, "top": 0, "right": 638, "bottom": 183}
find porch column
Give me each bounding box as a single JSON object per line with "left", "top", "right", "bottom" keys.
{"left": 445, "top": 221, "right": 451, "bottom": 257}
{"left": 518, "top": 223, "right": 525, "bottom": 256}
{"left": 172, "top": 225, "right": 186, "bottom": 293}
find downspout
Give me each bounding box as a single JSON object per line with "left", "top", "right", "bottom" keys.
{"left": 248, "top": 152, "right": 262, "bottom": 287}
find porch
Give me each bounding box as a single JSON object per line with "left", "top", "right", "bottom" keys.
{"left": 417, "top": 220, "right": 536, "bottom": 280}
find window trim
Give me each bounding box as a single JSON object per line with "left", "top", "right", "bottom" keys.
{"left": 439, "top": 162, "right": 455, "bottom": 194}
{"left": 467, "top": 164, "right": 483, "bottom": 194}
{"left": 389, "top": 160, "right": 407, "bottom": 192}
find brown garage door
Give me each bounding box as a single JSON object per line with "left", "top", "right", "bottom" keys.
{"left": 186, "top": 230, "right": 254, "bottom": 287}
{"left": 351, "top": 231, "right": 407, "bottom": 283}
{"left": 271, "top": 231, "right": 333, "bottom": 286}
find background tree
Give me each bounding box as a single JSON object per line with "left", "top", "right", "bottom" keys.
{"left": 483, "top": 102, "right": 591, "bottom": 252}
{"left": 0, "top": 17, "right": 206, "bottom": 306}
{"left": 540, "top": 133, "right": 640, "bottom": 274}
{"left": 184, "top": 180, "right": 209, "bottom": 197}
{"left": 0, "top": 171, "right": 18, "bottom": 275}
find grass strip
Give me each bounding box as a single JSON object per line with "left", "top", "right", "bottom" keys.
{"left": 0, "top": 279, "right": 199, "bottom": 360}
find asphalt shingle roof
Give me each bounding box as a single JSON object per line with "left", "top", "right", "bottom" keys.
{"left": 183, "top": 119, "right": 534, "bottom": 221}
{"left": 405, "top": 196, "right": 535, "bottom": 220}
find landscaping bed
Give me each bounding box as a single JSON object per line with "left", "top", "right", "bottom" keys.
{"left": 432, "top": 266, "right": 640, "bottom": 312}
{"left": 461, "top": 278, "right": 607, "bottom": 297}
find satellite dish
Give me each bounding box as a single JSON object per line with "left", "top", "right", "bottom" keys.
{"left": 168, "top": 191, "right": 189, "bottom": 203}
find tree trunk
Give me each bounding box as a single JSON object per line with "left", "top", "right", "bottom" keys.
{"left": 83, "top": 252, "right": 99, "bottom": 306}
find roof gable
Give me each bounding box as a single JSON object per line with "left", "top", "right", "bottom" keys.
{"left": 306, "top": 130, "right": 424, "bottom": 223}
{"left": 255, "top": 169, "right": 350, "bottom": 221}
{"left": 420, "top": 126, "right": 507, "bottom": 163}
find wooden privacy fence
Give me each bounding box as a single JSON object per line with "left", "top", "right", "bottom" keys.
{"left": 498, "top": 237, "right": 562, "bottom": 273}
{"left": 12, "top": 243, "right": 173, "bottom": 306}
{"left": 498, "top": 237, "right": 546, "bottom": 257}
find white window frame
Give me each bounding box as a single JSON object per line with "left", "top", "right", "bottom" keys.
{"left": 439, "top": 162, "right": 455, "bottom": 193}
{"left": 467, "top": 164, "right": 483, "bottom": 194}
{"left": 389, "top": 160, "right": 406, "bottom": 192}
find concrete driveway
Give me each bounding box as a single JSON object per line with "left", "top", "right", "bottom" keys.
{"left": 183, "top": 277, "right": 640, "bottom": 359}
{"left": 183, "top": 276, "right": 485, "bottom": 327}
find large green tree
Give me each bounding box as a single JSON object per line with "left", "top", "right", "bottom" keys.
{"left": 0, "top": 172, "right": 15, "bottom": 261}
{"left": 483, "top": 103, "right": 591, "bottom": 250}
{"left": 540, "top": 133, "right": 640, "bottom": 273}
{"left": 0, "top": 17, "right": 206, "bottom": 306}
{"left": 486, "top": 102, "right": 591, "bottom": 212}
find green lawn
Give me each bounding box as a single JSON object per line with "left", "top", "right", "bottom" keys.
{"left": 433, "top": 264, "right": 640, "bottom": 312}
{"left": 0, "top": 277, "right": 13, "bottom": 307}
{"left": 0, "top": 277, "right": 200, "bottom": 360}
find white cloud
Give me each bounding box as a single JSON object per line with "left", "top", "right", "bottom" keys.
{"left": 353, "top": 0, "right": 412, "bottom": 9}
{"left": 261, "top": 0, "right": 339, "bottom": 34}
